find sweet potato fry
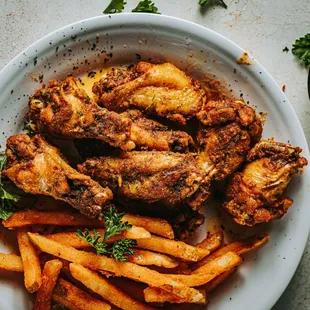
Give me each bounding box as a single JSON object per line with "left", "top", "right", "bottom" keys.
{"left": 137, "top": 236, "right": 209, "bottom": 262}
{"left": 0, "top": 253, "right": 23, "bottom": 272}
{"left": 205, "top": 267, "right": 237, "bottom": 292}
{"left": 122, "top": 214, "right": 174, "bottom": 239}
{"left": 45, "top": 226, "right": 150, "bottom": 249}
{"left": 193, "top": 233, "right": 269, "bottom": 270}
{"left": 167, "top": 252, "right": 242, "bottom": 286}
{"left": 70, "top": 263, "right": 155, "bottom": 310}
{"left": 17, "top": 228, "right": 42, "bottom": 293}
{"left": 53, "top": 278, "right": 111, "bottom": 310}
{"left": 144, "top": 287, "right": 208, "bottom": 305}
{"left": 28, "top": 233, "right": 204, "bottom": 303}
{"left": 4, "top": 210, "right": 171, "bottom": 238}
{"left": 33, "top": 259, "right": 63, "bottom": 310}
{"left": 127, "top": 249, "right": 179, "bottom": 268}
{"left": 195, "top": 231, "right": 223, "bottom": 252}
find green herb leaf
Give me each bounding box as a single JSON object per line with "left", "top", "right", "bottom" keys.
{"left": 103, "top": 0, "right": 127, "bottom": 14}
{"left": 0, "top": 155, "right": 20, "bottom": 220}
{"left": 77, "top": 207, "right": 135, "bottom": 261}
{"left": 283, "top": 46, "right": 289, "bottom": 53}
{"left": 111, "top": 239, "right": 137, "bottom": 261}
{"left": 292, "top": 33, "right": 310, "bottom": 67}
{"left": 103, "top": 206, "right": 132, "bottom": 241}
{"left": 132, "top": 0, "right": 160, "bottom": 14}
{"left": 199, "top": 0, "right": 227, "bottom": 9}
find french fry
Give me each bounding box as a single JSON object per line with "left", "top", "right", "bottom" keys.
{"left": 127, "top": 249, "right": 179, "bottom": 268}
{"left": 45, "top": 227, "right": 151, "bottom": 249}
{"left": 28, "top": 233, "right": 204, "bottom": 303}
{"left": 0, "top": 253, "right": 23, "bottom": 272}
{"left": 195, "top": 231, "right": 223, "bottom": 252}
{"left": 33, "top": 259, "right": 63, "bottom": 310}
{"left": 17, "top": 228, "right": 42, "bottom": 293}
{"left": 122, "top": 214, "right": 174, "bottom": 239}
{"left": 205, "top": 267, "right": 237, "bottom": 292}
{"left": 4, "top": 210, "right": 172, "bottom": 238}
{"left": 167, "top": 252, "right": 242, "bottom": 287}
{"left": 144, "top": 287, "right": 208, "bottom": 305}
{"left": 53, "top": 278, "right": 111, "bottom": 310}
{"left": 70, "top": 263, "right": 155, "bottom": 310}
{"left": 193, "top": 233, "right": 269, "bottom": 270}
{"left": 136, "top": 236, "right": 209, "bottom": 262}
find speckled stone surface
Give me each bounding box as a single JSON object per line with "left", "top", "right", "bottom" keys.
{"left": 0, "top": 1, "right": 309, "bottom": 309}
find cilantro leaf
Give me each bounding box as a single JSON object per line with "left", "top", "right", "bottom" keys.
{"left": 132, "top": 0, "right": 160, "bottom": 14}
{"left": 292, "top": 33, "right": 310, "bottom": 67}
{"left": 103, "top": 0, "right": 127, "bottom": 14}
{"left": 199, "top": 0, "right": 227, "bottom": 9}
{"left": 0, "top": 155, "right": 20, "bottom": 220}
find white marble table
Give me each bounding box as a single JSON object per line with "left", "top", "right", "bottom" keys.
{"left": 0, "top": 0, "right": 309, "bottom": 309}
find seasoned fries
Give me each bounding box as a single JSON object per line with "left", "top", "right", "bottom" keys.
{"left": 137, "top": 235, "right": 209, "bottom": 262}
{"left": 205, "top": 267, "right": 237, "bottom": 292}
{"left": 3, "top": 210, "right": 171, "bottom": 238}
{"left": 127, "top": 249, "right": 179, "bottom": 268}
{"left": 33, "top": 259, "right": 63, "bottom": 310}
{"left": 53, "top": 278, "right": 111, "bottom": 310}
{"left": 168, "top": 252, "right": 242, "bottom": 286}
{"left": 70, "top": 263, "right": 155, "bottom": 310}
{"left": 144, "top": 287, "right": 208, "bottom": 305}
{"left": 0, "top": 253, "right": 23, "bottom": 272}
{"left": 28, "top": 233, "right": 204, "bottom": 302}
{"left": 195, "top": 231, "right": 223, "bottom": 252}
{"left": 123, "top": 214, "right": 174, "bottom": 239}
{"left": 16, "top": 228, "right": 42, "bottom": 293}
{"left": 193, "top": 233, "right": 269, "bottom": 270}
{"left": 45, "top": 227, "right": 151, "bottom": 249}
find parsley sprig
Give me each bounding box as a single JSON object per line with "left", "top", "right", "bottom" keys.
{"left": 292, "top": 33, "right": 310, "bottom": 67}
{"left": 77, "top": 206, "right": 136, "bottom": 262}
{"left": 103, "top": 0, "right": 127, "bottom": 14}
{"left": 0, "top": 154, "right": 20, "bottom": 220}
{"left": 132, "top": 0, "right": 160, "bottom": 14}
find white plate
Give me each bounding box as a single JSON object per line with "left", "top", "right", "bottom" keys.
{"left": 0, "top": 14, "right": 309, "bottom": 310}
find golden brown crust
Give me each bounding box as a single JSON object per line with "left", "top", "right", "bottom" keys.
{"left": 3, "top": 134, "right": 113, "bottom": 218}
{"left": 78, "top": 151, "right": 204, "bottom": 207}
{"left": 223, "top": 139, "right": 308, "bottom": 226}
{"left": 94, "top": 62, "right": 206, "bottom": 125}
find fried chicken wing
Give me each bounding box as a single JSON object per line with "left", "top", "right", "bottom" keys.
{"left": 197, "top": 99, "right": 263, "bottom": 144}
{"left": 3, "top": 134, "right": 113, "bottom": 218}
{"left": 78, "top": 151, "right": 206, "bottom": 208}
{"left": 223, "top": 139, "right": 308, "bottom": 226}
{"left": 93, "top": 62, "right": 206, "bottom": 125}
{"left": 197, "top": 122, "right": 251, "bottom": 181}
{"left": 29, "top": 77, "right": 193, "bottom": 152}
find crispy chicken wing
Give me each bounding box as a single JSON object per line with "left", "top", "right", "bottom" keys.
{"left": 93, "top": 62, "right": 206, "bottom": 125}
{"left": 197, "top": 99, "right": 263, "bottom": 144}
{"left": 29, "top": 77, "right": 193, "bottom": 152}
{"left": 78, "top": 151, "right": 207, "bottom": 208}
{"left": 197, "top": 122, "right": 251, "bottom": 181}
{"left": 223, "top": 139, "right": 308, "bottom": 226}
{"left": 3, "top": 134, "right": 113, "bottom": 218}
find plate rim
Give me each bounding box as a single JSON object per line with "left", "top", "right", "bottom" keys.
{"left": 0, "top": 13, "right": 309, "bottom": 310}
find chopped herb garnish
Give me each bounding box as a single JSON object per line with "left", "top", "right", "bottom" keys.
{"left": 77, "top": 206, "right": 136, "bottom": 261}
{"left": 292, "top": 33, "right": 310, "bottom": 67}
{"left": 103, "top": 0, "right": 127, "bottom": 14}
{"left": 283, "top": 46, "right": 289, "bottom": 53}
{"left": 132, "top": 0, "right": 160, "bottom": 13}
{"left": 0, "top": 155, "right": 20, "bottom": 220}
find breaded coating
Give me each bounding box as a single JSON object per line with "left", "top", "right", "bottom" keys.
{"left": 223, "top": 139, "right": 308, "bottom": 226}
{"left": 3, "top": 134, "right": 113, "bottom": 218}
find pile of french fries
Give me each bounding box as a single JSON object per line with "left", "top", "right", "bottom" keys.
{"left": 0, "top": 208, "right": 269, "bottom": 310}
